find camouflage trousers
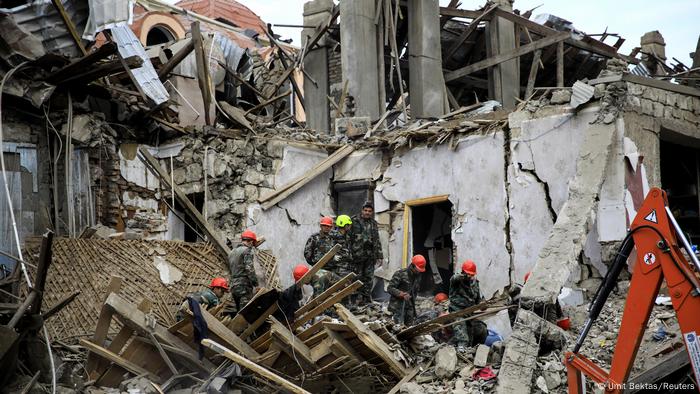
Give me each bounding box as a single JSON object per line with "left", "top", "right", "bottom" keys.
{"left": 231, "top": 285, "right": 254, "bottom": 315}
{"left": 452, "top": 319, "right": 488, "bottom": 347}
{"left": 389, "top": 298, "right": 416, "bottom": 326}
{"left": 357, "top": 258, "right": 375, "bottom": 303}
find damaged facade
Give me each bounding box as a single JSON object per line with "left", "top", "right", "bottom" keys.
{"left": 1, "top": 0, "right": 700, "bottom": 392}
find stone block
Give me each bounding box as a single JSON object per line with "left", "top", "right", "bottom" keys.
{"left": 243, "top": 170, "right": 265, "bottom": 185}
{"left": 652, "top": 102, "right": 664, "bottom": 118}
{"left": 550, "top": 89, "right": 572, "bottom": 105}
{"left": 665, "top": 92, "right": 678, "bottom": 107}
{"left": 640, "top": 99, "right": 654, "bottom": 115}
{"left": 434, "top": 345, "right": 457, "bottom": 378}
{"left": 335, "top": 117, "right": 371, "bottom": 137}
{"left": 474, "top": 344, "right": 490, "bottom": 367}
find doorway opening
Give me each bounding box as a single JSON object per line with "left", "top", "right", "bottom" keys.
{"left": 176, "top": 192, "right": 205, "bottom": 243}
{"left": 411, "top": 200, "right": 453, "bottom": 295}
{"left": 660, "top": 139, "right": 700, "bottom": 244}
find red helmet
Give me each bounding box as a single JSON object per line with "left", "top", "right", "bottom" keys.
{"left": 241, "top": 229, "right": 257, "bottom": 242}
{"left": 434, "top": 292, "right": 448, "bottom": 303}
{"left": 320, "top": 216, "right": 333, "bottom": 227}
{"left": 293, "top": 264, "right": 310, "bottom": 282}
{"left": 209, "top": 277, "right": 229, "bottom": 290}
{"left": 411, "top": 255, "right": 426, "bottom": 272}
{"left": 461, "top": 260, "right": 477, "bottom": 276}
{"left": 524, "top": 271, "right": 531, "bottom": 283}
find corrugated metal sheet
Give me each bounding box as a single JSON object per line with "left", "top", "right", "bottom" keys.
{"left": 570, "top": 80, "right": 595, "bottom": 108}
{"left": 631, "top": 62, "right": 651, "bottom": 77}
{"left": 111, "top": 24, "right": 170, "bottom": 105}
{"left": 82, "top": 0, "right": 135, "bottom": 40}
{"left": 1, "top": 0, "right": 88, "bottom": 58}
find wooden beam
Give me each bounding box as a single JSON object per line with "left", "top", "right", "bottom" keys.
{"left": 42, "top": 290, "right": 80, "bottom": 321}
{"left": 295, "top": 271, "right": 354, "bottom": 318}
{"left": 80, "top": 339, "right": 159, "bottom": 382}
{"left": 525, "top": 49, "right": 542, "bottom": 98}
{"left": 298, "top": 316, "right": 330, "bottom": 341}
{"left": 295, "top": 281, "right": 362, "bottom": 327}
{"left": 30, "top": 231, "right": 53, "bottom": 314}
{"left": 324, "top": 327, "right": 363, "bottom": 363}
{"left": 387, "top": 367, "right": 421, "bottom": 394}
{"left": 104, "top": 293, "right": 214, "bottom": 373}
{"left": 397, "top": 300, "right": 504, "bottom": 340}
{"left": 45, "top": 42, "right": 116, "bottom": 83}
{"left": 56, "top": 56, "right": 142, "bottom": 86}
{"left": 239, "top": 303, "right": 278, "bottom": 340}
{"left": 191, "top": 308, "right": 260, "bottom": 361}
{"left": 445, "top": 31, "right": 570, "bottom": 82}
{"left": 265, "top": 24, "right": 305, "bottom": 110}
{"left": 304, "top": 7, "right": 340, "bottom": 51}
{"left": 270, "top": 318, "right": 317, "bottom": 370}
{"left": 96, "top": 299, "right": 152, "bottom": 378}
{"left": 244, "top": 90, "right": 292, "bottom": 116}
{"left": 335, "top": 304, "right": 408, "bottom": 378}
{"left": 260, "top": 145, "right": 355, "bottom": 210}
{"left": 50, "top": 0, "right": 86, "bottom": 55}
{"left": 443, "top": 5, "right": 497, "bottom": 62}
{"left": 439, "top": 7, "right": 483, "bottom": 19}
{"left": 138, "top": 147, "right": 229, "bottom": 256}
{"left": 85, "top": 276, "right": 123, "bottom": 377}
{"left": 192, "top": 22, "right": 213, "bottom": 125}
{"left": 623, "top": 74, "right": 700, "bottom": 97}
{"left": 556, "top": 41, "right": 564, "bottom": 87}
{"left": 627, "top": 350, "right": 690, "bottom": 390}
{"left": 202, "top": 339, "right": 312, "bottom": 394}
{"left": 158, "top": 39, "right": 195, "bottom": 81}
{"left": 296, "top": 244, "right": 341, "bottom": 286}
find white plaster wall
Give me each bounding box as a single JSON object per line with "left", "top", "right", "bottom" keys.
{"left": 247, "top": 146, "right": 333, "bottom": 288}
{"left": 334, "top": 150, "right": 383, "bottom": 182}
{"left": 379, "top": 134, "right": 509, "bottom": 298}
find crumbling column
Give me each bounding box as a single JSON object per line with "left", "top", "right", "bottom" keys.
{"left": 339, "top": 0, "right": 383, "bottom": 121}
{"left": 408, "top": 0, "right": 448, "bottom": 118}
{"left": 487, "top": 0, "right": 519, "bottom": 110}
{"left": 640, "top": 30, "right": 666, "bottom": 75}
{"left": 302, "top": 0, "right": 333, "bottom": 133}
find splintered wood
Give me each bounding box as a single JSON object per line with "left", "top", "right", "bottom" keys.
{"left": 257, "top": 249, "right": 281, "bottom": 290}
{"left": 23, "top": 238, "right": 227, "bottom": 341}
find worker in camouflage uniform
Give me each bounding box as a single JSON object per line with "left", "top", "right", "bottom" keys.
{"left": 228, "top": 229, "right": 259, "bottom": 314}
{"left": 387, "top": 255, "right": 426, "bottom": 326}
{"left": 330, "top": 215, "right": 354, "bottom": 278}
{"left": 175, "top": 277, "right": 228, "bottom": 321}
{"left": 303, "top": 216, "right": 335, "bottom": 265}
{"left": 311, "top": 268, "right": 339, "bottom": 296}
{"left": 277, "top": 265, "right": 341, "bottom": 322}
{"left": 449, "top": 260, "right": 487, "bottom": 347}
{"left": 350, "top": 202, "right": 383, "bottom": 303}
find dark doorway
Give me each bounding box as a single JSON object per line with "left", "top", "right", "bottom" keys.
{"left": 333, "top": 180, "right": 373, "bottom": 216}
{"left": 411, "top": 200, "right": 453, "bottom": 296}
{"left": 146, "top": 26, "right": 175, "bottom": 46}
{"left": 660, "top": 140, "right": 700, "bottom": 244}
{"left": 176, "top": 192, "right": 205, "bottom": 242}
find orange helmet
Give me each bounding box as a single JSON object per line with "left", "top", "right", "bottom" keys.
{"left": 293, "top": 264, "right": 310, "bottom": 282}
{"left": 434, "top": 293, "right": 448, "bottom": 303}
{"left": 241, "top": 229, "right": 257, "bottom": 242}
{"left": 524, "top": 271, "right": 531, "bottom": 283}
{"left": 209, "top": 277, "right": 229, "bottom": 290}
{"left": 411, "top": 255, "right": 426, "bottom": 272}
{"left": 320, "top": 216, "right": 333, "bottom": 227}
{"left": 461, "top": 260, "right": 477, "bottom": 276}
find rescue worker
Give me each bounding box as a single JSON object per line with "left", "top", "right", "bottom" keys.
{"left": 349, "top": 202, "right": 383, "bottom": 303}
{"left": 387, "top": 255, "right": 426, "bottom": 326}
{"left": 276, "top": 265, "right": 308, "bottom": 324}
{"left": 330, "top": 215, "right": 354, "bottom": 278}
{"left": 449, "top": 260, "right": 487, "bottom": 347}
{"left": 304, "top": 216, "right": 335, "bottom": 265}
{"left": 176, "top": 277, "right": 228, "bottom": 321}
{"left": 228, "top": 229, "right": 259, "bottom": 314}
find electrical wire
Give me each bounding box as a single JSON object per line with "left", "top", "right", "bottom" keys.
{"left": 0, "top": 62, "right": 56, "bottom": 394}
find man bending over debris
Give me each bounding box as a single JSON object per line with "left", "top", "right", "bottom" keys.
{"left": 277, "top": 264, "right": 341, "bottom": 323}
{"left": 387, "top": 254, "right": 426, "bottom": 326}
{"left": 228, "top": 229, "right": 259, "bottom": 314}
{"left": 350, "top": 201, "right": 384, "bottom": 304}
{"left": 304, "top": 216, "right": 335, "bottom": 265}
{"left": 176, "top": 277, "right": 228, "bottom": 321}
{"left": 449, "top": 260, "right": 487, "bottom": 348}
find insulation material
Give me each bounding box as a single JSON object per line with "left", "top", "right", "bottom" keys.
{"left": 24, "top": 238, "right": 227, "bottom": 340}
{"left": 82, "top": 0, "right": 134, "bottom": 40}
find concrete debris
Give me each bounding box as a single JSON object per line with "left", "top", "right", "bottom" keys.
{"left": 435, "top": 345, "right": 458, "bottom": 378}
{"left": 473, "top": 344, "right": 490, "bottom": 368}
{"left": 550, "top": 89, "right": 572, "bottom": 105}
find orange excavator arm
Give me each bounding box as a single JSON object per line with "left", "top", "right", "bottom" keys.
{"left": 565, "top": 188, "right": 700, "bottom": 393}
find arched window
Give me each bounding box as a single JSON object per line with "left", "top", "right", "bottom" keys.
{"left": 146, "top": 25, "right": 175, "bottom": 46}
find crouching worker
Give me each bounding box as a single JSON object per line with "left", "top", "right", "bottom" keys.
{"left": 176, "top": 277, "right": 228, "bottom": 321}
{"left": 277, "top": 264, "right": 341, "bottom": 324}
{"left": 449, "top": 260, "right": 487, "bottom": 347}
{"left": 387, "top": 255, "right": 426, "bottom": 326}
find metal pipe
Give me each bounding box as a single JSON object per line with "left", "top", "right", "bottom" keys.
{"left": 665, "top": 206, "right": 700, "bottom": 274}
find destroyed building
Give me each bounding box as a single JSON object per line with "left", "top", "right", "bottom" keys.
{"left": 1, "top": 0, "right": 699, "bottom": 393}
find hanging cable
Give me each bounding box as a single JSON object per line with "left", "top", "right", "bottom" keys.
{"left": 0, "top": 62, "right": 56, "bottom": 394}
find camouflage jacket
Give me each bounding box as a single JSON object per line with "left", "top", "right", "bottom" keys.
{"left": 449, "top": 274, "right": 483, "bottom": 310}
{"left": 303, "top": 231, "right": 335, "bottom": 266}
{"left": 228, "top": 245, "right": 258, "bottom": 288}
{"left": 329, "top": 228, "right": 353, "bottom": 274}
{"left": 350, "top": 215, "right": 383, "bottom": 262}
{"left": 188, "top": 288, "right": 220, "bottom": 309}
{"left": 312, "top": 269, "right": 339, "bottom": 296}
{"left": 387, "top": 267, "right": 420, "bottom": 313}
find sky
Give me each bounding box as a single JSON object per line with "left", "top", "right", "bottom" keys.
{"left": 236, "top": 0, "right": 700, "bottom": 66}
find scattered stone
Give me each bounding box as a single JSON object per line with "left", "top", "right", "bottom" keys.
{"left": 474, "top": 344, "right": 490, "bottom": 367}
{"left": 543, "top": 369, "right": 562, "bottom": 390}
{"left": 535, "top": 376, "right": 549, "bottom": 393}
{"left": 550, "top": 89, "right": 572, "bottom": 105}
{"left": 558, "top": 287, "right": 585, "bottom": 307}
{"left": 400, "top": 382, "right": 423, "bottom": 394}
{"left": 434, "top": 345, "right": 458, "bottom": 378}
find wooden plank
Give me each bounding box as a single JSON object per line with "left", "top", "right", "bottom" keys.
{"left": 324, "top": 327, "right": 363, "bottom": 363}
{"left": 158, "top": 39, "right": 194, "bottom": 80}
{"left": 445, "top": 31, "right": 570, "bottom": 82}
{"left": 80, "top": 339, "right": 160, "bottom": 382}
{"left": 138, "top": 147, "right": 229, "bottom": 256}
{"left": 244, "top": 90, "right": 292, "bottom": 116}
{"left": 525, "top": 49, "right": 542, "bottom": 98}
{"left": 622, "top": 74, "right": 700, "bottom": 97}
{"left": 50, "top": 0, "right": 86, "bottom": 55}
{"left": 264, "top": 24, "right": 305, "bottom": 110}
{"left": 397, "top": 301, "right": 504, "bottom": 340}
{"left": 42, "top": 290, "right": 80, "bottom": 321}
{"left": 45, "top": 42, "right": 116, "bottom": 83}
{"left": 626, "top": 350, "right": 690, "bottom": 392}
{"left": 297, "top": 316, "right": 330, "bottom": 341}
{"left": 192, "top": 308, "right": 260, "bottom": 361}
{"left": 310, "top": 336, "right": 334, "bottom": 363}
{"left": 387, "top": 367, "right": 421, "bottom": 394}
{"left": 439, "top": 7, "right": 484, "bottom": 19}
{"left": 192, "top": 22, "right": 212, "bottom": 125}
{"left": 202, "top": 339, "right": 312, "bottom": 394}
{"left": 31, "top": 231, "right": 53, "bottom": 313}
{"left": 335, "top": 304, "right": 408, "bottom": 378}
{"left": 269, "top": 318, "right": 316, "bottom": 370}
{"left": 443, "top": 5, "right": 497, "bottom": 62}
{"left": 295, "top": 281, "right": 362, "bottom": 326}
{"left": 85, "top": 276, "right": 123, "bottom": 377}
{"left": 556, "top": 41, "right": 564, "bottom": 87}
{"left": 296, "top": 244, "right": 341, "bottom": 287}
{"left": 239, "top": 303, "right": 278, "bottom": 340}
{"left": 261, "top": 146, "right": 355, "bottom": 210}
{"left": 104, "top": 293, "right": 214, "bottom": 373}
{"left": 295, "top": 271, "right": 354, "bottom": 318}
